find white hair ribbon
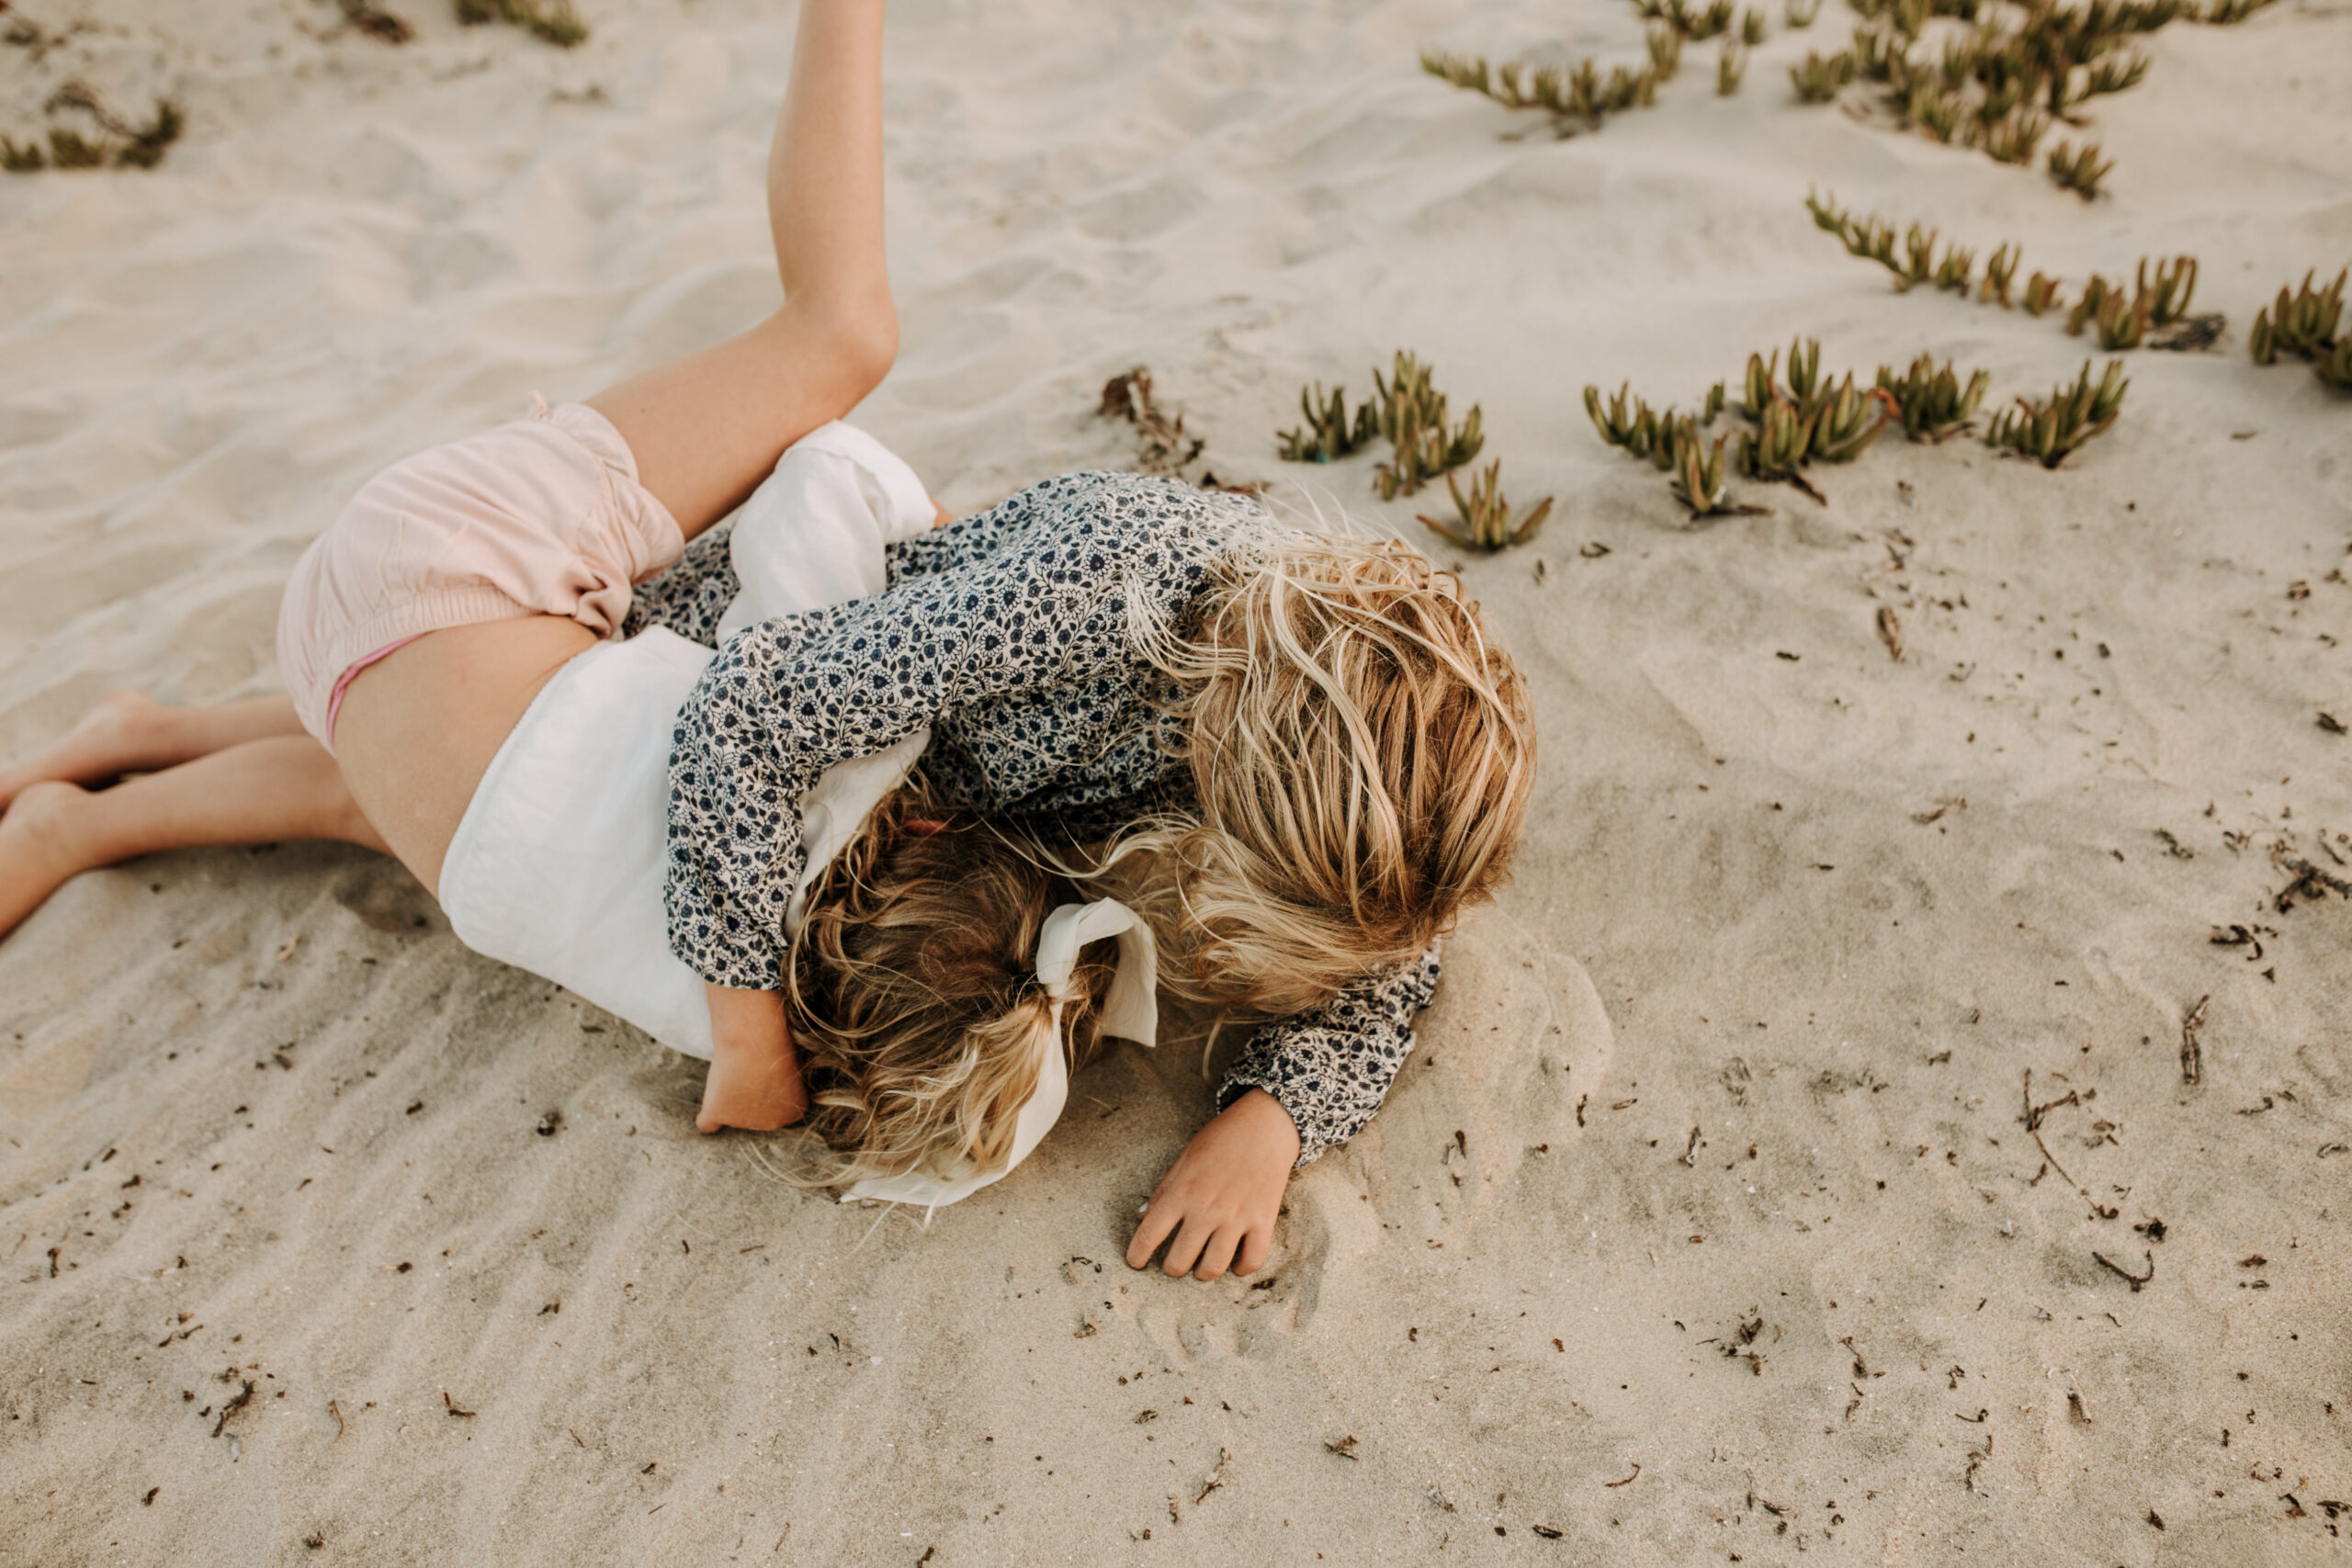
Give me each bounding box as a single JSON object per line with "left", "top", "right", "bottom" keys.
{"left": 842, "top": 899, "right": 1158, "bottom": 1211}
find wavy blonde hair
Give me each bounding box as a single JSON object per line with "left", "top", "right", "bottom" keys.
{"left": 1113, "top": 530, "right": 1533, "bottom": 1018}
{"left": 776, "top": 790, "right": 1115, "bottom": 1191}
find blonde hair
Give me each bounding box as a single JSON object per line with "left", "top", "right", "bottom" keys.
{"left": 776, "top": 791, "right": 1115, "bottom": 1191}
{"left": 1117, "top": 530, "right": 1533, "bottom": 1018}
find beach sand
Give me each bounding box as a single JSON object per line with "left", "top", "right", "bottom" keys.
{"left": 3, "top": 0, "right": 2349, "bottom": 1562}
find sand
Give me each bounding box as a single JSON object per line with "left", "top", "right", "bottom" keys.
{"left": 4, "top": 0, "right": 2350, "bottom": 1562}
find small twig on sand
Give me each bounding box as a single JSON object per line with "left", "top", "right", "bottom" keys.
{"left": 211, "top": 1381, "right": 254, "bottom": 1438}
{"left": 1194, "top": 1448, "right": 1229, "bottom": 1505}
{"left": 1679, "top": 1126, "right": 1701, "bottom": 1167}
{"left": 2021, "top": 1068, "right": 2082, "bottom": 1190}
{"left": 1604, "top": 1461, "right": 1642, "bottom": 1487}
{"left": 2180, "top": 996, "right": 2209, "bottom": 1086}
{"left": 2092, "top": 1249, "right": 2154, "bottom": 1292}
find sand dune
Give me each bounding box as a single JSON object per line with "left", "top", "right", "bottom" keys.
{"left": 5, "top": 0, "right": 2350, "bottom": 1562}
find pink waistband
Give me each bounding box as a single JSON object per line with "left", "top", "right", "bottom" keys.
{"left": 324, "top": 634, "right": 429, "bottom": 741}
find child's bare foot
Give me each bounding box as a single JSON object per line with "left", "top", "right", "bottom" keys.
{"left": 0, "top": 781, "right": 96, "bottom": 941}
{"left": 0, "top": 691, "right": 166, "bottom": 813}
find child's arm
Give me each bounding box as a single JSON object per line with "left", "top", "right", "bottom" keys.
{"left": 1125, "top": 949, "right": 1441, "bottom": 1279}
{"left": 695, "top": 984, "right": 809, "bottom": 1132}
{"left": 1123, "top": 1090, "right": 1298, "bottom": 1280}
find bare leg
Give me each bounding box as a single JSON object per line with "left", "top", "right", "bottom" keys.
{"left": 0, "top": 694, "right": 306, "bottom": 814}
{"left": 0, "top": 737, "right": 387, "bottom": 942}
{"left": 587, "top": 0, "right": 898, "bottom": 539}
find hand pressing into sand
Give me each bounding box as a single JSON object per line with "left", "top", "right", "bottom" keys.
{"left": 1126, "top": 1089, "right": 1300, "bottom": 1281}
{"left": 697, "top": 984, "right": 809, "bottom": 1133}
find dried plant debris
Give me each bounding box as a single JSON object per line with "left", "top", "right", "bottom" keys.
{"left": 456, "top": 0, "right": 589, "bottom": 48}
{"left": 1417, "top": 460, "right": 1555, "bottom": 551}
{"left": 1984, "top": 358, "right": 2129, "bottom": 468}
{"left": 1, "top": 85, "right": 183, "bottom": 174}
{"left": 1100, "top": 367, "right": 1208, "bottom": 479}
{"left": 2250, "top": 268, "right": 2351, "bottom": 394}
{"left": 2045, "top": 138, "right": 2112, "bottom": 200}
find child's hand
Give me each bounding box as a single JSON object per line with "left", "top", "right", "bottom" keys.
{"left": 697, "top": 985, "right": 808, "bottom": 1133}
{"left": 1125, "top": 1089, "right": 1300, "bottom": 1280}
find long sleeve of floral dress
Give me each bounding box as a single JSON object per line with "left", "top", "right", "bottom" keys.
{"left": 1218, "top": 944, "right": 1442, "bottom": 1165}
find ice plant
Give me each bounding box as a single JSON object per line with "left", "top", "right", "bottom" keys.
{"left": 1876, "top": 355, "right": 1991, "bottom": 441}
{"left": 2046, "top": 139, "right": 2112, "bottom": 200}
{"left": 1418, "top": 461, "right": 1555, "bottom": 551}
{"left": 1985, "top": 359, "right": 2129, "bottom": 468}
{"left": 1276, "top": 382, "right": 1378, "bottom": 463}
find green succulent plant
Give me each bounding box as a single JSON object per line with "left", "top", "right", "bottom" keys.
{"left": 1787, "top": 0, "right": 1822, "bottom": 26}
{"left": 457, "top": 0, "right": 588, "bottom": 46}
{"left": 1672, "top": 430, "right": 1753, "bottom": 515}
{"left": 1876, "top": 355, "right": 1991, "bottom": 441}
{"left": 1740, "top": 398, "right": 1827, "bottom": 499}
{"left": 1981, "top": 242, "right": 2021, "bottom": 306}
{"left": 2083, "top": 49, "right": 2149, "bottom": 97}
{"left": 1906, "top": 83, "right": 1964, "bottom": 141}
{"left": 2, "top": 88, "right": 183, "bottom": 175}
{"left": 1371, "top": 353, "right": 1483, "bottom": 499}
{"left": 2046, "top": 139, "right": 2112, "bottom": 200}
{"left": 1791, "top": 48, "right": 1859, "bottom": 100}
{"left": 1649, "top": 24, "right": 1686, "bottom": 76}
{"left": 1718, "top": 39, "right": 1749, "bottom": 93}
{"left": 1418, "top": 460, "right": 1555, "bottom": 551}
{"left": 1808, "top": 374, "right": 1894, "bottom": 462}
{"left": 2022, "top": 270, "right": 2064, "bottom": 316}
{"left": 1934, "top": 243, "right": 1976, "bottom": 294}
{"left": 2066, "top": 274, "right": 2116, "bottom": 336}
{"left": 2317, "top": 337, "right": 2352, "bottom": 393}
{"left": 1742, "top": 7, "right": 1769, "bottom": 45}
{"left": 2092, "top": 288, "right": 2148, "bottom": 351}
{"left": 1974, "top": 108, "right": 2048, "bottom": 165}
{"left": 2247, "top": 268, "right": 2346, "bottom": 365}
{"left": 1985, "top": 359, "right": 2129, "bottom": 468}
{"left": 2136, "top": 255, "right": 2197, "bottom": 326}
{"left": 1276, "top": 381, "right": 1379, "bottom": 463}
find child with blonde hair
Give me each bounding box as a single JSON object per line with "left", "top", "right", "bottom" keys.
{"left": 0, "top": 0, "right": 1534, "bottom": 1276}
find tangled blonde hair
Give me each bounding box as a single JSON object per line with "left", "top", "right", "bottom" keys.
{"left": 776, "top": 789, "right": 1116, "bottom": 1191}
{"left": 1114, "top": 530, "right": 1533, "bottom": 1019}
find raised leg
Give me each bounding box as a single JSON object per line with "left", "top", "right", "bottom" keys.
{"left": 588, "top": 0, "right": 899, "bottom": 540}
{"left": 0, "top": 736, "right": 387, "bottom": 942}
{"left": 0, "top": 693, "right": 306, "bottom": 814}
